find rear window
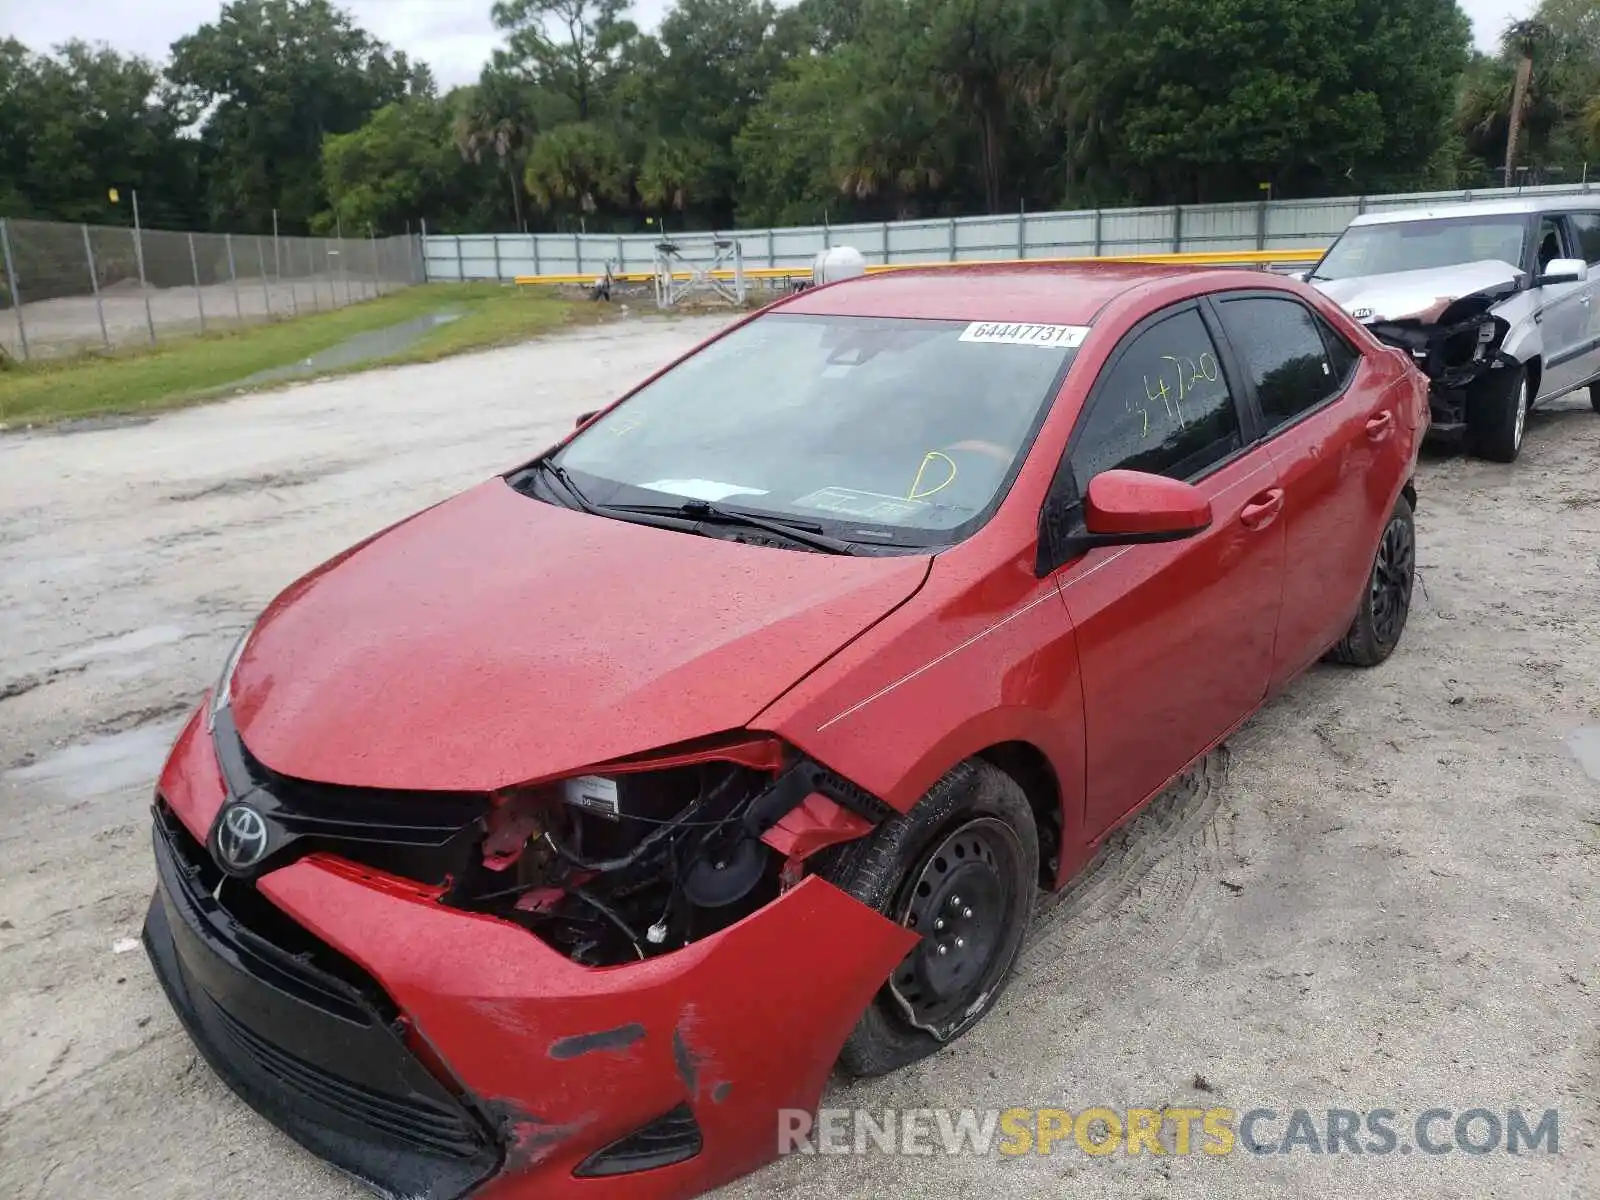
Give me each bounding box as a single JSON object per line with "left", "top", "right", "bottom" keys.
{"left": 554, "top": 313, "right": 1081, "bottom": 544}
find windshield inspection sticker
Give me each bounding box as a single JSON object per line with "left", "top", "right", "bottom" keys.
{"left": 640, "top": 479, "right": 769, "bottom": 502}
{"left": 959, "top": 322, "right": 1090, "bottom": 350}
{"left": 794, "top": 487, "right": 931, "bottom": 523}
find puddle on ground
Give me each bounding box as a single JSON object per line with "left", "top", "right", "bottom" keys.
{"left": 56, "top": 624, "right": 186, "bottom": 667}
{"left": 227, "top": 310, "right": 463, "bottom": 389}
{"left": 1567, "top": 726, "right": 1600, "bottom": 783}
{"left": 5, "top": 721, "right": 182, "bottom": 801}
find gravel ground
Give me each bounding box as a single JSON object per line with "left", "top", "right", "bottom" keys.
{"left": 1, "top": 317, "right": 1597, "bottom": 1200}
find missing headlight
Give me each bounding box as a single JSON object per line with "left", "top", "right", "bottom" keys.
{"left": 445, "top": 749, "right": 786, "bottom": 967}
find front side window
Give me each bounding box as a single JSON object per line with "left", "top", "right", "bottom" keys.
{"left": 1311, "top": 215, "right": 1529, "bottom": 281}
{"left": 1218, "top": 297, "right": 1341, "bottom": 431}
{"left": 1535, "top": 216, "right": 1568, "bottom": 270}
{"left": 1069, "top": 307, "right": 1242, "bottom": 485}
{"left": 551, "top": 313, "right": 1079, "bottom": 545}
{"left": 1567, "top": 212, "right": 1600, "bottom": 265}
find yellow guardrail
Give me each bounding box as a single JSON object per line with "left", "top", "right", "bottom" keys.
{"left": 510, "top": 248, "right": 1326, "bottom": 289}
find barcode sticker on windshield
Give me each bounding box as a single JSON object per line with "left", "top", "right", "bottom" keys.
{"left": 959, "top": 322, "right": 1090, "bottom": 350}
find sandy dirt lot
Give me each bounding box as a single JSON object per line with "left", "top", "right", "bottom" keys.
{"left": 1, "top": 316, "right": 1597, "bottom": 1200}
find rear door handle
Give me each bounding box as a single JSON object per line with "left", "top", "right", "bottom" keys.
{"left": 1366, "top": 410, "right": 1395, "bottom": 440}
{"left": 1240, "top": 488, "right": 1284, "bottom": 530}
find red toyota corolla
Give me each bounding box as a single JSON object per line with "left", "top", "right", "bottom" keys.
{"left": 144, "top": 262, "right": 1426, "bottom": 1199}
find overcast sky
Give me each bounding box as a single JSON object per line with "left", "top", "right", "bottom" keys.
{"left": 1, "top": 0, "right": 1534, "bottom": 88}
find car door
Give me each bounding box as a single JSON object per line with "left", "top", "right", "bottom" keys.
{"left": 1046, "top": 302, "right": 1287, "bottom": 840}
{"left": 1211, "top": 292, "right": 1402, "bottom": 688}
{"left": 1560, "top": 210, "right": 1600, "bottom": 391}
{"left": 1532, "top": 214, "right": 1590, "bottom": 399}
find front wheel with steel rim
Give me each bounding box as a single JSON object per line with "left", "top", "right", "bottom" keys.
{"left": 817, "top": 761, "right": 1039, "bottom": 1077}
{"left": 1467, "top": 367, "right": 1528, "bottom": 463}
{"left": 1326, "top": 493, "right": 1415, "bottom": 668}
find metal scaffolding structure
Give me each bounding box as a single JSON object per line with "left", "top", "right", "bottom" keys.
{"left": 652, "top": 237, "right": 746, "bottom": 309}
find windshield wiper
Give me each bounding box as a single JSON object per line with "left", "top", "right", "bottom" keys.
{"left": 605, "top": 500, "right": 858, "bottom": 555}
{"left": 526, "top": 458, "right": 599, "bottom": 513}
{"left": 518, "top": 463, "right": 857, "bottom": 554}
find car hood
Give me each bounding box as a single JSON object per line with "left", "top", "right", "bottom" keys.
{"left": 228, "top": 479, "right": 930, "bottom": 792}
{"left": 1314, "top": 260, "right": 1525, "bottom": 324}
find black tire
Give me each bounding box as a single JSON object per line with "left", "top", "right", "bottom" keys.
{"left": 1325, "top": 494, "right": 1415, "bottom": 668}
{"left": 816, "top": 761, "right": 1038, "bottom": 1077}
{"left": 1590, "top": 381, "right": 1600, "bottom": 415}
{"left": 1466, "top": 366, "right": 1529, "bottom": 463}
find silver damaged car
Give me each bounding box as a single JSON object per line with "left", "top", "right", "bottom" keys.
{"left": 1308, "top": 197, "right": 1600, "bottom": 462}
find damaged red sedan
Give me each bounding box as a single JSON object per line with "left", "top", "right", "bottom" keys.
{"left": 144, "top": 262, "right": 1426, "bottom": 1199}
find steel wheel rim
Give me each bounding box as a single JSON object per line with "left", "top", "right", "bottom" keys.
{"left": 888, "top": 817, "right": 1024, "bottom": 1042}
{"left": 1369, "top": 515, "right": 1414, "bottom": 647}
{"left": 1513, "top": 379, "right": 1527, "bottom": 449}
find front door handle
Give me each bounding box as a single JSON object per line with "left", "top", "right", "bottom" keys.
{"left": 1240, "top": 488, "right": 1285, "bottom": 530}
{"left": 1365, "top": 410, "right": 1395, "bottom": 440}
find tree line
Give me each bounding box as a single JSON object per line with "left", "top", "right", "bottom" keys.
{"left": 4, "top": 0, "right": 1600, "bottom": 239}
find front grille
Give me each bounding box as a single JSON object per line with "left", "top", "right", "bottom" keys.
{"left": 211, "top": 707, "right": 489, "bottom": 886}
{"left": 212, "top": 1005, "right": 484, "bottom": 1159}
{"left": 156, "top": 801, "right": 378, "bottom": 1020}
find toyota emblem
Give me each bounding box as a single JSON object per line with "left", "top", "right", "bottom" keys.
{"left": 216, "top": 804, "right": 270, "bottom": 870}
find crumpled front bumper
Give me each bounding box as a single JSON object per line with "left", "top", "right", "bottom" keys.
{"left": 146, "top": 705, "right": 918, "bottom": 1199}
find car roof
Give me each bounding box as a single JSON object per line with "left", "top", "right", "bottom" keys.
{"left": 776, "top": 261, "right": 1211, "bottom": 325}
{"left": 1349, "top": 195, "right": 1600, "bottom": 227}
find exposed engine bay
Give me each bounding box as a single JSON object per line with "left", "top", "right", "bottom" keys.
{"left": 440, "top": 744, "right": 891, "bottom": 966}
{"left": 1365, "top": 291, "right": 1513, "bottom": 391}
{"left": 209, "top": 707, "right": 890, "bottom": 969}
{"left": 1318, "top": 261, "right": 1525, "bottom": 428}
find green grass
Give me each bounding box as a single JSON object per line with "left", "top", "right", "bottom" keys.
{"left": 0, "top": 283, "right": 584, "bottom": 426}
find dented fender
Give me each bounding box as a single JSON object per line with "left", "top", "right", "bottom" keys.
{"left": 258, "top": 860, "right": 918, "bottom": 1199}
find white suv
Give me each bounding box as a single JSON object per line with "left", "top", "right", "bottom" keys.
{"left": 1308, "top": 197, "right": 1600, "bottom": 462}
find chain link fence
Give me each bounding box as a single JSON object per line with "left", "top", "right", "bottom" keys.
{"left": 0, "top": 217, "right": 425, "bottom": 361}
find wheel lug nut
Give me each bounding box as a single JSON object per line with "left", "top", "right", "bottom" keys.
{"left": 934, "top": 918, "right": 945, "bottom": 930}
{"left": 950, "top": 895, "right": 961, "bottom": 908}
{"left": 955, "top": 938, "right": 965, "bottom": 949}
{"left": 963, "top": 907, "right": 973, "bottom": 919}
{"left": 937, "top": 944, "right": 949, "bottom": 956}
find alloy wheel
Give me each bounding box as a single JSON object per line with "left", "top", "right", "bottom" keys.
{"left": 1369, "top": 514, "right": 1415, "bottom": 648}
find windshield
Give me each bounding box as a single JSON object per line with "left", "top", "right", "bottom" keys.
{"left": 549, "top": 313, "right": 1080, "bottom": 547}
{"left": 1312, "top": 215, "right": 1529, "bottom": 281}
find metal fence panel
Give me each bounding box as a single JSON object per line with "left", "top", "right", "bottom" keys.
{"left": 885, "top": 219, "right": 949, "bottom": 262}
{"left": 409, "top": 178, "right": 1600, "bottom": 286}
{"left": 1025, "top": 212, "right": 1099, "bottom": 257}
{"left": 0, "top": 216, "right": 422, "bottom": 360}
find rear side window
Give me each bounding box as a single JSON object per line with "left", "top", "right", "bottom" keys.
{"left": 1217, "top": 297, "right": 1340, "bottom": 432}
{"left": 1568, "top": 212, "right": 1600, "bottom": 265}
{"left": 1070, "top": 307, "right": 1242, "bottom": 483}
{"left": 1319, "top": 316, "right": 1360, "bottom": 386}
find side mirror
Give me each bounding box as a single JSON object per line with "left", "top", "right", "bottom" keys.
{"left": 1035, "top": 469, "right": 1212, "bottom": 576}
{"left": 1538, "top": 257, "right": 1588, "bottom": 286}
{"left": 575, "top": 410, "right": 598, "bottom": 429}
{"left": 1083, "top": 470, "right": 1213, "bottom": 541}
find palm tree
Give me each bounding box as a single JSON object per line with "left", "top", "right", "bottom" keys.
{"left": 1502, "top": 19, "right": 1549, "bottom": 186}
{"left": 452, "top": 82, "right": 536, "bottom": 230}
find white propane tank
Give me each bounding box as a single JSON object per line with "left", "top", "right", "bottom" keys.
{"left": 812, "top": 246, "right": 867, "bottom": 286}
